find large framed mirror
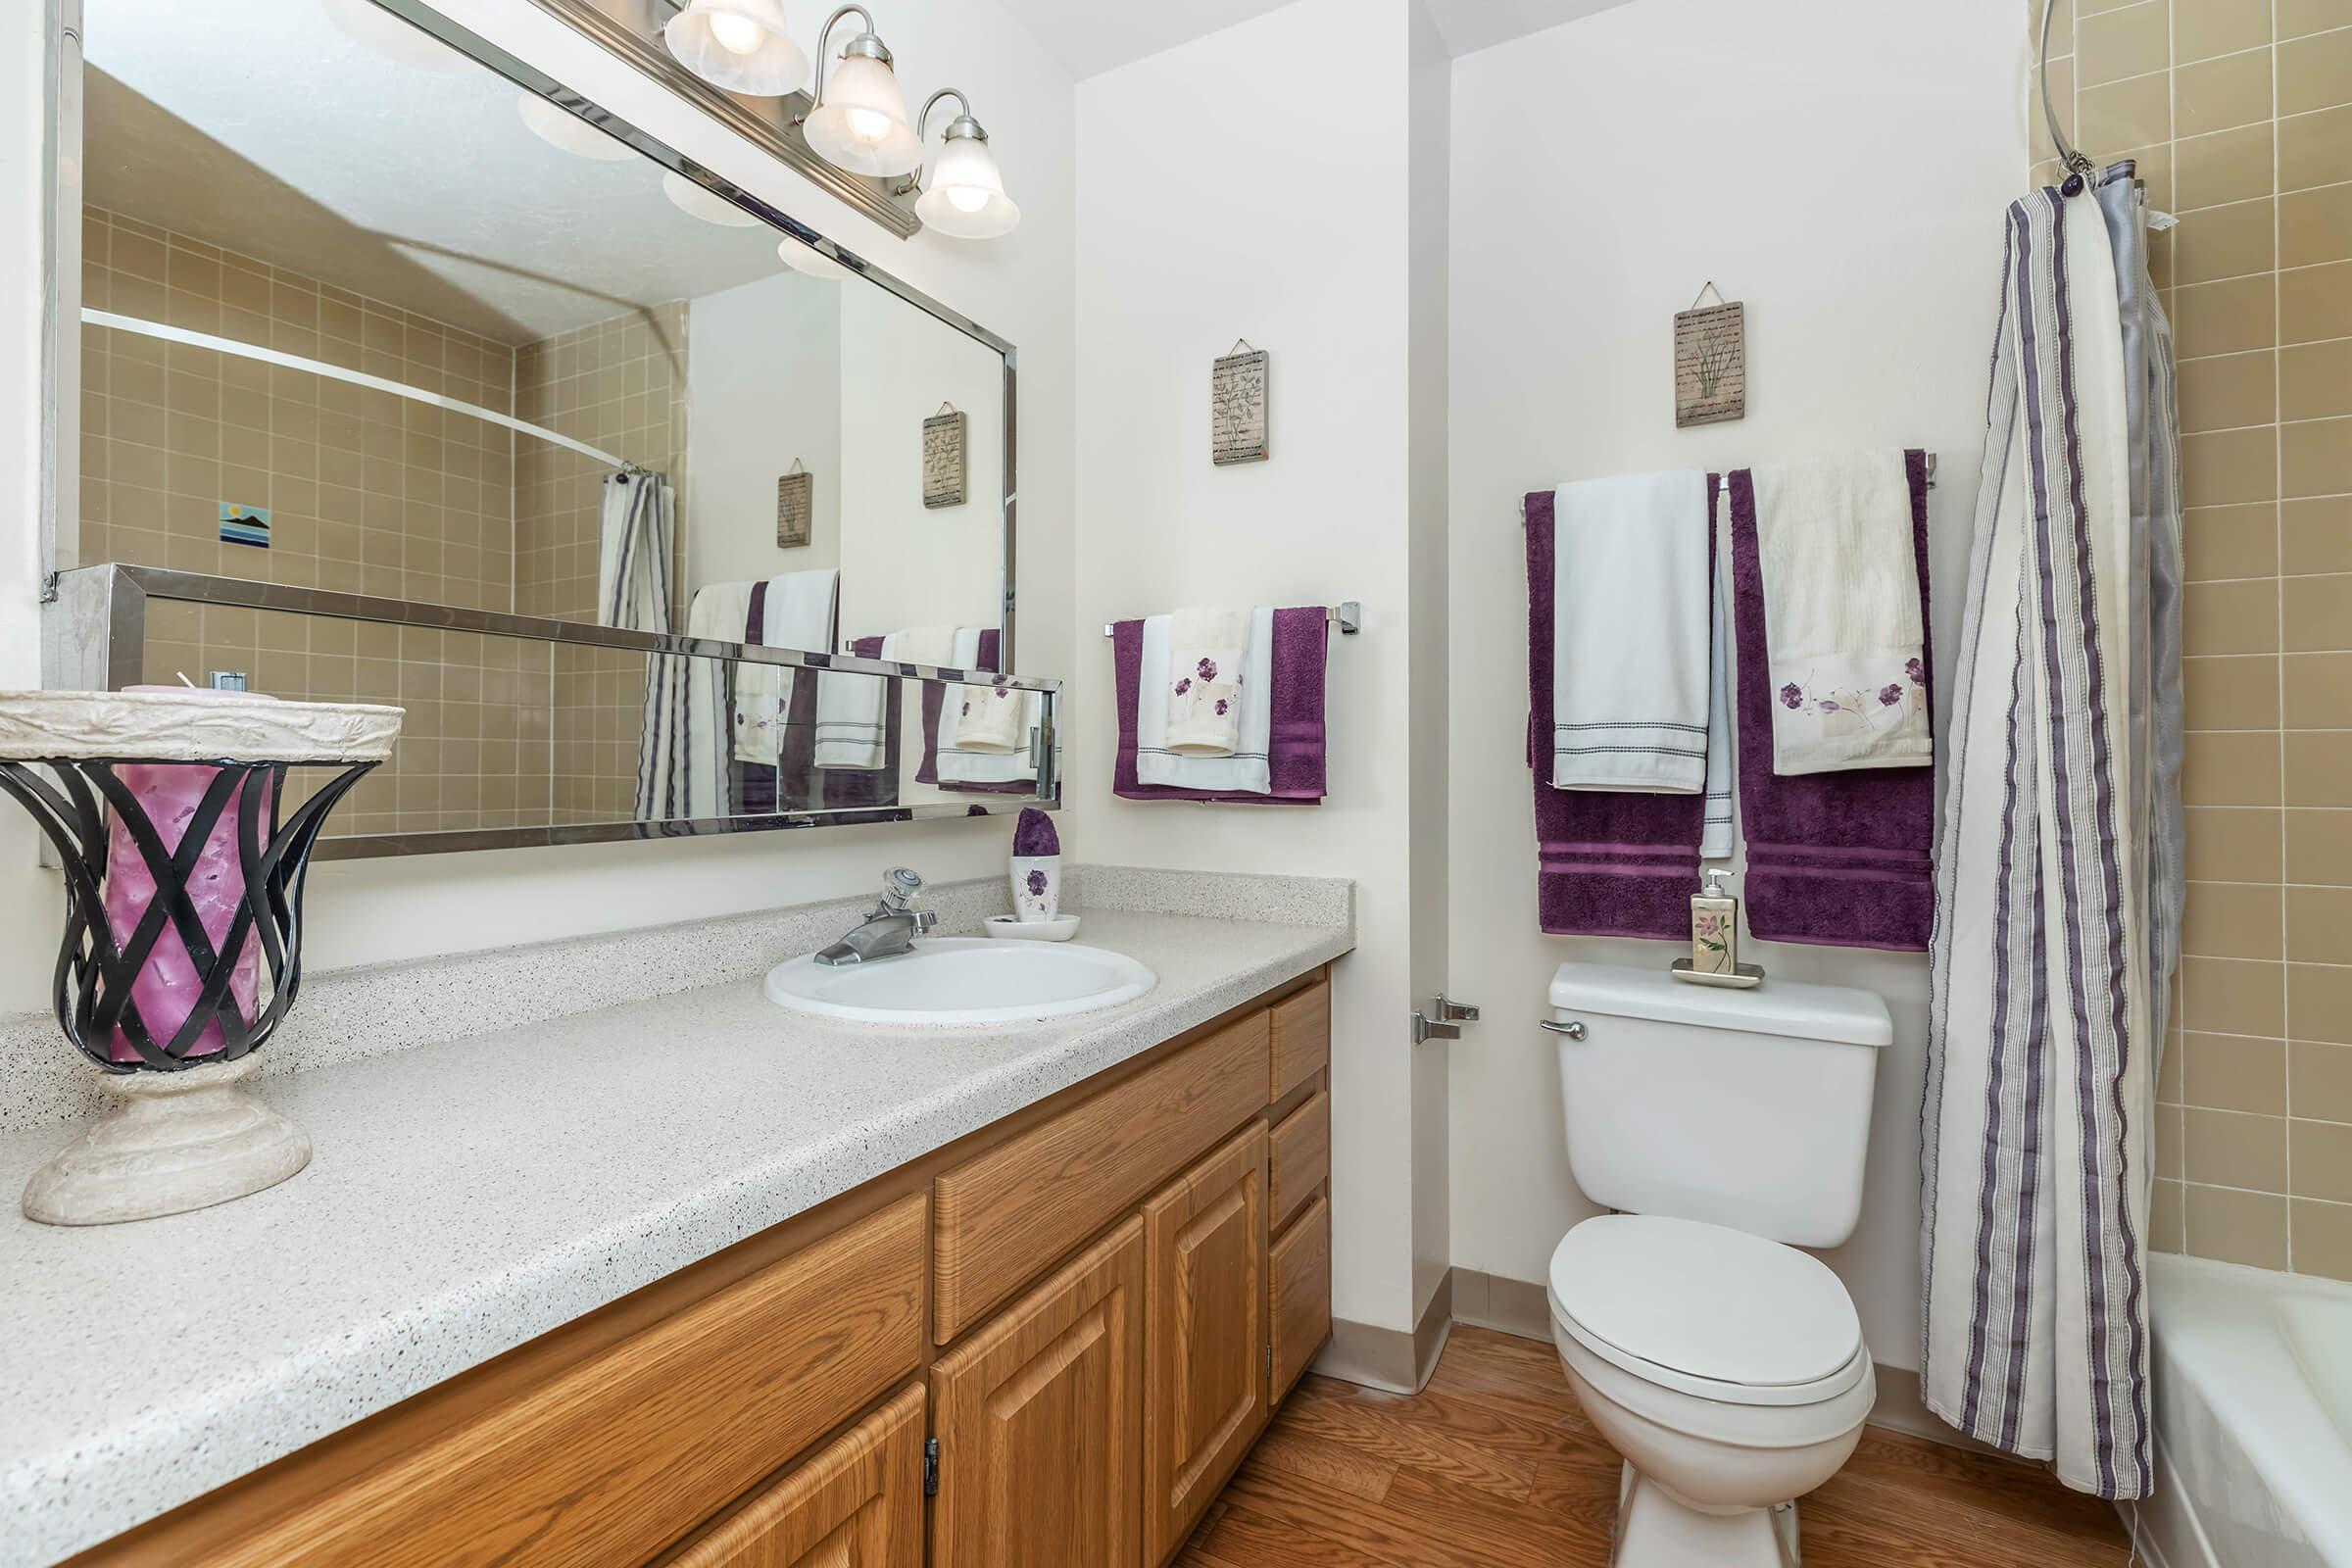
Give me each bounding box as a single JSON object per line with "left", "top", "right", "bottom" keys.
{"left": 50, "top": 0, "right": 1045, "bottom": 855}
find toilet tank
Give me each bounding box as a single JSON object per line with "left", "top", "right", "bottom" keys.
{"left": 1549, "top": 961, "right": 1892, "bottom": 1249}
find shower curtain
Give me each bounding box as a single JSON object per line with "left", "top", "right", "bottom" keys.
{"left": 595, "top": 470, "right": 724, "bottom": 822}
{"left": 1920, "top": 164, "right": 2182, "bottom": 1501}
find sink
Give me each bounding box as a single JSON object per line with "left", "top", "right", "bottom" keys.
{"left": 762, "top": 937, "right": 1156, "bottom": 1025}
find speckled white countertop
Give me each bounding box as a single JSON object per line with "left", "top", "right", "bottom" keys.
{"left": 0, "top": 879, "right": 1351, "bottom": 1566}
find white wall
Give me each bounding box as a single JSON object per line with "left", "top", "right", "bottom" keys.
{"left": 1446, "top": 0, "right": 2026, "bottom": 1368}
{"left": 686, "top": 270, "right": 842, "bottom": 593}
{"left": 1075, "top": 0, "right": 1450, "bottom": 1338}
{"left": 0, "top": 0, "right": 1076, "bottom": 993}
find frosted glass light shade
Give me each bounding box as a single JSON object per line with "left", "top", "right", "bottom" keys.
{"left": 779, "top": 238, "right": 853, "bottom": 279}
{"left": 664, "top": 0, "right": 808, "bottom": 96}
{"left": 915, "top": 136, "right": 1019, "bottom": 239}
{"left": 662, "top": 172, "right": 761, "bottom": 228}
{"left": 805, "top": 54, "right": 921, "bottom": 176}
{"left": 515, "top": 93, "right": 634, "bottom": 162}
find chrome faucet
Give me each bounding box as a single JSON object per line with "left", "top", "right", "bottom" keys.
{"left": 814, "top": 867, "right": 939, "bottom": 965}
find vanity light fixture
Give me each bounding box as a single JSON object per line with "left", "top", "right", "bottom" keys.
{"left": 661, "top": 171, "right": 762, "bottom": 227}
{"left": 662, "top": 0, "right": 810, "bottom": 96}
{"left": 801, "top": 5, "right": 922, "bottom": 177}
{"left": 906, "top": 89, "right": 1019, "bottom": 239}
{"left": 515, "top": 92, "right": 635, "bottom": 162}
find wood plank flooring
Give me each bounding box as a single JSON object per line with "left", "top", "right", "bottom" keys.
{"left": 1178, "top": 1327, "right": 2134, "bottom": 1568}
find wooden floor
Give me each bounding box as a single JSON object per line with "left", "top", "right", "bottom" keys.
{"left": 1178, "top": 1327, "right": 2134, "bottom": 1568}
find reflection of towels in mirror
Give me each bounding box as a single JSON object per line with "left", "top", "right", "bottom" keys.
{"left": 732, "top": 570, "right": 838, "bottom": 764}
{"left": 1136, "top": 607, "right": 1274, "bottom": 794}
{"left": 1161, "top": 607, "right": 1250, "bottom": 756}
{"left": 821, "top": 625, "right": 956, "bottom": 773}
{"left": 938, "top": 626, "right": 1037, "bottom": 783}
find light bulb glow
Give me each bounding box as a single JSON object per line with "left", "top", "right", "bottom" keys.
{"left": 847, "top": 107, "right": 891, "bottom": 143}
{"left": 707, "top": 11, "right": 764, "bottom": 54}
{"left": 946, "top": 185, "right": 990, "bottom": 214}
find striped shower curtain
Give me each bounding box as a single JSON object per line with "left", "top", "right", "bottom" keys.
{"left": 1920, "top": 164, "right": 2182, "bottom": 1501}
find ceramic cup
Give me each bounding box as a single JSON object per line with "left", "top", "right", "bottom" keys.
{"left": 1010, "top": 856, "right": 1060, "bottom": 922}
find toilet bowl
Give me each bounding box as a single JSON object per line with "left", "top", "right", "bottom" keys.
{"left": 1547, "top": 1213, "right": 1876, "bottom": 1568}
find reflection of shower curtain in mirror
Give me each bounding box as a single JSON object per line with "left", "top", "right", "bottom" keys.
{"left": 601, "top": 472, "right": 723, "bottom": 822}
{"left": 1920, "top": 166, "right": 2183, "bottom": 1502}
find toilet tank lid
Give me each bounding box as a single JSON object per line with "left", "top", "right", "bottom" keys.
{"left": 1547, "top": 961, "right": 1892, "bottom": 1048}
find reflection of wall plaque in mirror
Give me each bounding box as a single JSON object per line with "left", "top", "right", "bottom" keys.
{"left": 1211, "top": 340, "right": 1269, "bottom": 466}
{"left": 922, "top": 404, "right": 967, "bottom": 510}
{"left": 1674, "top": 284, "right": 1745, "bottom": 428}
{"left": 776, "top": 463, "right": 812, "bottom": 548}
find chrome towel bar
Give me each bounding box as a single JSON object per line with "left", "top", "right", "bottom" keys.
{"left": 1102, "top": 601, "right": 1361, "bottom": 638}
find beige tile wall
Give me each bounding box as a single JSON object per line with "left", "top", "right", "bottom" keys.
{"left": 2040, "top": 0, "right": 2352, "bottom": 1280}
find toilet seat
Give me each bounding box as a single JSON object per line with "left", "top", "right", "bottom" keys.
{"left": 1547, "top": 1214, "right": 1869, "bottom": 1407}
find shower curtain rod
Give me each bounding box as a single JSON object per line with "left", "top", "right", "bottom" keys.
{"left": 82, "top": 309, "right": 648, "bottom": 475}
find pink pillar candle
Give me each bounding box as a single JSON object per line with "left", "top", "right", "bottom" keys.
{"left": 100, "top": 688, "right": 276, "bottom": 1063}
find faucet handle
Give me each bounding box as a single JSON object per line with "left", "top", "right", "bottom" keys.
{"left": 910, "top": 908, "right": 940, "bottom": 934}
{"left": 881, "top": 866, "right": 923, "bottom": 910}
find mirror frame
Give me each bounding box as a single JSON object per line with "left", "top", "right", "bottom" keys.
{"left": 40, "top": 0, "right": 1044, "bottom": 858}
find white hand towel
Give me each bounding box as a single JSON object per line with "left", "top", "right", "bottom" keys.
{"left": 1136, "top": 607, "right": 1275, "bottom": 794}
{"left": 1161, "top": 607, "right": 1251, "bottom": 756}
{"left": 937, "top": 626, "right": 1038, "bottom": 784}
{"left": 814, "top": 628, "right": 896, "bottom": 772}
{"left": 1702, "top": 490, "right": 1735, "bottom": 859}
{"left": 1550, "top": 471, "right": 1712, "bottom": 792}
{"left": 733, "top": 569, "right": 838, "bottom": 764}
{"left": 1751, "top": 451, "right": 1930, "bottom": 774}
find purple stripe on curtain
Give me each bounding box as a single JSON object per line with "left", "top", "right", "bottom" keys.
{"left": 1111, "top": 607, "right": 1329, "bottom": 805}
{"left": 1725, "top": 455, "right": 1937, "bottom": 951}
{"left": 1524, "top": 489, "right": 1702, "bottom": 940}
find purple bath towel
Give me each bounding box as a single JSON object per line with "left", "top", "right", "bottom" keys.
{"left": 1111, "top": 608, "right": 1329, "bottom": 804}
{"left": 1723, "top": 454, "right": 1936, "bottom": 951}
{"left": 916, "top": 629, "right": 1032, "bottom": 796}
{"left": 1524, "top": 490, "right": 1706, "bottom": 939}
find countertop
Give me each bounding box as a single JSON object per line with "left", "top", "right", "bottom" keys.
{"left": 0, "top": 898, "right": 1351, "bottom": 1565}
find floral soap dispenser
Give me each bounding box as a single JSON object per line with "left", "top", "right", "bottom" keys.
{"left": 1672, "top": 867, "right": 1763, "bottom": 988}
{"left": 1010, "top": 808, "right": 1061, "bottom": 922}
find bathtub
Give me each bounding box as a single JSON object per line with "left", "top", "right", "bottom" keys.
{"left": 2136, "top": 1254, "right": 2352, "bottom": 1568}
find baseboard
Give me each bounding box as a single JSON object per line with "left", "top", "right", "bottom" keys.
{"left": 1315, "top": 1272, "right": 1453, "bottom": 1393}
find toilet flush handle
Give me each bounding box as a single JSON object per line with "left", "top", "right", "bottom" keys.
{"left": 1540, "top": 1018, "right": 1586, "bottom": 1041}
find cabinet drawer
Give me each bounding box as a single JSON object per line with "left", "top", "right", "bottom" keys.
{"left": 1269, "top": 978, "right": 1330, "bottom": 1102}
{"left": 933, "top": 1010, "right": 1270, "bottom": 1342}
{"left": 1269, "top": 1197, "right": 1332, "bottom": 1402}
{"left": 663, "top": 1384, "right": 925, "bottom": 1567}
{"left": 189, "top": 1195, "right": 928, "bottom": 1568}
{"left": 1267, "top": 1090, "right": 1329, "bottom": 1233}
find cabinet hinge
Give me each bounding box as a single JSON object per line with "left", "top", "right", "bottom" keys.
{"left": 1265, "top": 1342, "right": 1273, "bottom": 1382}
{"left": 923, "top": 1436, "right": 940, "bottom": 1497}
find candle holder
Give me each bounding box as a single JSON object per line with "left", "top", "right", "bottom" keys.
{"left": 0, "top": 690, "right": 401, "bottom": 1225}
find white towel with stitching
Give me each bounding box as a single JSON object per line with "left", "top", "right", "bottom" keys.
{"left": 1136, "top": 607, "right": 1275, "bottom": 794}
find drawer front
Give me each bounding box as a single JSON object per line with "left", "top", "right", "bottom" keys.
{"left": 1268, "top": 978, "right": 1331, "bottom": 1102}
{"left": 1267, "top": 1090, "right": 1330, "bottom": 1233}
{"left": 933, "top": 1008, "right": 1271, "bottom": 1343}
{"left": 201, "top": 1195, "right": 928, "bottom": 1568}
{"left": 1269, "top": 1197, "right": 1332, "bottom": 1402}
{"left": 664, "top": 1384, "right": 925, "bottom": 1567}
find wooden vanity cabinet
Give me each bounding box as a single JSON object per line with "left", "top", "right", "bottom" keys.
{"left": 660, "top": 1385, "right": 927, "bottom": 1568}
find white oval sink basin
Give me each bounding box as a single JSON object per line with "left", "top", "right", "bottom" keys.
{"left": 763, "top": 937, "right": 1156, "bottom": 1025}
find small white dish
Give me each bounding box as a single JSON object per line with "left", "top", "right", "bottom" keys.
{"left": 984, "top": 913, "right": 1080, "bottom": 943}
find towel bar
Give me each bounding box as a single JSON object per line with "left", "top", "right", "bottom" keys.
{"left": 1102, "top": 601, "right": 1360, "bottom": 638}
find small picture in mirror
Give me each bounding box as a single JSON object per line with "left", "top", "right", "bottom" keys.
{"left": 776, "top": 466, "right": 812, "bottom": 549}
{"left": 923, "top": 406, "right": 967, "bottom": 510}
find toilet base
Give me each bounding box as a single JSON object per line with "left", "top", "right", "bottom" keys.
{"left": 1613, "top": 1462, "right": 1800, "bottom": 1568}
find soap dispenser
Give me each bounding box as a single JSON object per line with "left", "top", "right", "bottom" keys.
{"left": 1672, "top": 868, "right": 1763, "bottom": 988}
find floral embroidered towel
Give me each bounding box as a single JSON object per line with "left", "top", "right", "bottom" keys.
{"left": 1161, "top": 607, "right": 1251, "bottom": 757}
{"left": 1751, "top": 451, "right": 1931, "bottom": 774}
{"left": 1137, "top": 607, "right": 1275, "bottom": 794}
{"left": 938, "top": 626, "right": 1038, "bottom": 784}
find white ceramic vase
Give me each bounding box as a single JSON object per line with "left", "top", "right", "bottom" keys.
{"left": 1010, "top": 855, "right": 1061, "bottom": 922}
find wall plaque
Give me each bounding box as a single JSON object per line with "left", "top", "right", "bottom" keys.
{"left": 1211, "top": 339, "right": 1269, "bottom": 466}
{"left": 776, "top": 463, "right": 811, "bottom": 548}
{"left": 922, "top": 404, "right": 967, "bottom": 510}
{"left": 1674, "top": 283, "right": 1745, "bottom": 428}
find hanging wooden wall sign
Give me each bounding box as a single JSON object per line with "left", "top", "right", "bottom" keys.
{"left": 1211, "top": 339, "right": 1269, "bottom": 466}
{"left": 776, "top": 462, "right": 812, "bottom": 548}
{"left": 1674, "top": 283, "right": 1745, "bottom": 427}
{"left": 922, "top": 404, "right": 967, "bottom": 509}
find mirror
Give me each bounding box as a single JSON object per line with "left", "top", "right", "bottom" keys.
{"left": 67, "top": 0, "right": 1034, "bottom": 848}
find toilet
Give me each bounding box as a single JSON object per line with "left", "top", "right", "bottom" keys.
{"left": 1544, "top": 961, "right": 1893, "bottom": 1568}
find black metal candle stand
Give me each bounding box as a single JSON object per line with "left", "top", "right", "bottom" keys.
{"left": 0, "top": 757, "right": 377, "bottom": 1072}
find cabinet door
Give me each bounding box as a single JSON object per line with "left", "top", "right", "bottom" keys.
{"left": 931, "top": 1215, "right": 1146, "bottom": 1568}
{"left": 665, "top": 1385, "right": 924, "bottom": 1568}
{"left": 1142, "top": 1122, "right": 1268, "bottom": 1566}
{"left": 1269, "top": 1196, "right": 1332, "bottom": 1402}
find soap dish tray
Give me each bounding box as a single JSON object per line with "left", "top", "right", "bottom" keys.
{"left": 985, "top": 914, "right": 1080, "bottom": 943}
{"left": 1670, "top": 958, "right": 1765, "bottom": 989}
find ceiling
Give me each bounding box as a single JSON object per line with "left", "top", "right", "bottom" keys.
{"left": 82, "top": 0, "right": 799, "bottom": 343}
{"left": 996, "top": 0, "right": 1642, "bottom": 78}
